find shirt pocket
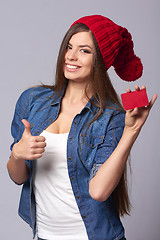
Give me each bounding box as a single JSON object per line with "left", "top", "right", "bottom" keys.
{"left": 78, "top": 133, "right": 105, "bottom": 172}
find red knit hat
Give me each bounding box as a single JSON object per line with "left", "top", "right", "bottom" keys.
{"left": 71, "top": 15, "right": 143, "bottom": 81}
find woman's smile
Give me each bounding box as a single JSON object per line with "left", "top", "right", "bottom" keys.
{"left": 64, "top": 31, "right": 94, "bottom": 83}
{"left": 65, "top": 63, "right": 81, "bottom": 72}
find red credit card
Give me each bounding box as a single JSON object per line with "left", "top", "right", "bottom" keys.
{"left": 121, "top": 89, "right": 149, "bottom": 110}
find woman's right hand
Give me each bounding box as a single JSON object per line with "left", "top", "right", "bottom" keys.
{"left": 12, "top": 119, "right": 46, "bottom": 161}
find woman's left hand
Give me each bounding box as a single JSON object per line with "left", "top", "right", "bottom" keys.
{"left": 124, "top": 85, "right": 157, "bottom": 135}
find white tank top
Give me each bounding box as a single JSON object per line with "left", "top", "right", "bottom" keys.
{"left": 33, "top": 130, "right": 88, "bottom": 240}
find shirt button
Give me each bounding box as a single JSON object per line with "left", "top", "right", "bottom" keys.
{"left": 82, "top": 215, "right": 86, "bottom": 219}
{"left": 68, "top": 157, "right": 71, "bottom": 160}
{"left": 49, "top": 119, "right": 52, "bottom": 122}
{"left": 69, "top": 137, "right": 72, "bottom": 140}
{"left": 76, "top": 196, "right": 80, "bottom": 199}
{"left": 71, "top": 177, "right": 74, "bottom": 180}
{"left": 31, "top": 124, "right": 34, "bottom": 127}
{"left": 73, "top": 121, "right": 77, "bottom": 124}
{"left": 36, "top": 131, "right": 39, "bottom": 135}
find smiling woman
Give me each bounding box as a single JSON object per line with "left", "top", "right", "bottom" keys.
{"left": 7, "top": 15, "right": 157, "bottom": 240}
{"left": 64, "top": 31, "right": 94, "bottom": 84}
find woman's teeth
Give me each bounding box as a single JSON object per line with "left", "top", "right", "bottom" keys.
{"left": 67, "top": 64, "right": 79, "bottom": 69}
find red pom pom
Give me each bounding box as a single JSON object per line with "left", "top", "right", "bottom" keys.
{"left": 114, "top": 56, "right": 143, "bottom": 81}
{"left": 113, "top": 27, "right": 143, "bottom": 81}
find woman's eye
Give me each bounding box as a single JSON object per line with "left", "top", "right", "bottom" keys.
{"left": 81, "top": 49, "right": 91, "bottom": 54}
{"left": 66, "top": 45, "right": 72, "bottom": 50}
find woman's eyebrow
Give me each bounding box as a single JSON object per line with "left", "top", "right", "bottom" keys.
{"left": 79, "top": 45, "right": 92, "bottom": 49}
{"left": 68, "top": 43, "right": 92, "bottom": 49}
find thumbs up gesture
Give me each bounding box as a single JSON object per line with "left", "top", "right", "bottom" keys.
{"left": 12, "top": 119, "right": 46, "bottom": 161}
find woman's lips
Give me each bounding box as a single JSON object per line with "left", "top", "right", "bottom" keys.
{"left": 65, "top": 63, "right": 81, "bottom": 72}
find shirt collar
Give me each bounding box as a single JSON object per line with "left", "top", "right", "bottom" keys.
{"left": 50, "top": 89, "right": 65, "bottom": 106}
{"left": 83, "top": 98, "right": 98, "bottom": 114}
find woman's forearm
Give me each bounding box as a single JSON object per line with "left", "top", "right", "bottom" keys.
{"left": 7, "top": 144, "right": 29, "bottom": 185}
{"left": 89, "top": 127, "right": 138, "bottom": 201}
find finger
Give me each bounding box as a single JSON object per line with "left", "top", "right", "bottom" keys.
{"left": 32, "top": 148, "right": 45, "bottom": 154}
{"left": 126, "top": 109, "right": 133, "bottom": 114}
{"left": 126, "top": 107, "right": 139, "bottom": 116}
{"left": 34, "top": 136, "right": 46, "bottom": 142}
{"left": 34, "top": 141, "right": 47, "bottom": 148}
{"left": 22, "top": 119, "right": 31, "bottom": 135}
{"left": 131, "top": 107, "right": 139, "bottom": 116}
{"left": 148, "top": 94, "right": 158, "bottom": 110}
{"left": 126, "top": 88, "right": 131, "bottom": 93}
{"left": 31, "top": 154, "right": 43, "bottom": 160}
{"left": 134, "top": 85, "right": 140, "bottom": 91}
{"left": 141, "top": 85, "right": 146, "bottom": 90}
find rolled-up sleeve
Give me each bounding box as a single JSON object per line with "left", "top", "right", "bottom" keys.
{"left": 9, "top": 89, "right": 32, "bottom": 177}
{"left": 10, "top": 89, "right": 32, "bottom": 151}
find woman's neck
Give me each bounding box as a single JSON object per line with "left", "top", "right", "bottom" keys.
{"left": 64, "top": 80, "right": 93, "bottom": 105}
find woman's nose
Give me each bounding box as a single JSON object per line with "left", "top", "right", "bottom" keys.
{"left": 67, "top": 49, "right": 78, "bottom": 61}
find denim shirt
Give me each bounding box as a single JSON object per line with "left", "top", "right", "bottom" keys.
{"left": 10, "top": 86, "right": 126, "bottom": 240}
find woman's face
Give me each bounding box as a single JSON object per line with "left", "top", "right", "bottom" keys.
{"left": 64, "top": 31, "right": 94, "bottom": 84}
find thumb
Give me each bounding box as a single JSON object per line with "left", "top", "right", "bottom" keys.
{"left": 21, "top": 119, "right": 31, "bottom": 135}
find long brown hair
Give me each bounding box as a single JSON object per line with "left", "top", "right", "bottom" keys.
{"left": 43, "top": 23, "right": 131, "bottom": 216}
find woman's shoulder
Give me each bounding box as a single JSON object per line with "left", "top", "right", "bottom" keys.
{"left": 14, "top": 86, "right": 56, "bottom": 112}
{"left": 103, "top": 100, "right": 125, "bottom": 115}
{"left": 100, "top": 101, "right": 125, "bottom": 126}
{"left": 18, "top": 86, "right": 54, "bottom": 100}
{"left": 15, "top": 85, "right": 57, "bottom": 106}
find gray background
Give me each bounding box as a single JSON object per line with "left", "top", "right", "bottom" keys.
{"left": 0, "top": 0, "right": 159, "bottom": 239}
